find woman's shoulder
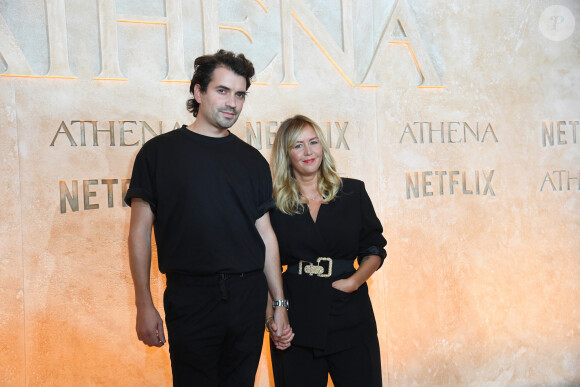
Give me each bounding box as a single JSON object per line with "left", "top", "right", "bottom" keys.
{"left": 340, "top": 177, "right": 365, "bottom": 192}
{"left": 334, "top": 178, "right": 367, "bottom": 204}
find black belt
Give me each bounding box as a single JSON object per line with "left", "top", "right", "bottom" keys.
{"left": 285, "top": 257, "right": 354, "bottom": 278}
{"left": 166, "top": 269, "right": 262, "bottom": 301}
{"left": 167, "top": 269, "right": 262, "bottom": 282}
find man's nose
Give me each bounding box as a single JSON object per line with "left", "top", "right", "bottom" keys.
{"left": 225, "top": 93, "right": 236, "bottom": 108}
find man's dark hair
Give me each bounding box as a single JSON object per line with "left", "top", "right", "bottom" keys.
{"left": 186, "top": 50, "right": 255, "bottom": 117}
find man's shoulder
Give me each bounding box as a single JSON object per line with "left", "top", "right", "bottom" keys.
{"left": 229, "top": 133, "right": 268, "bottom": 161}
{"left": 149, "top": 126, "right": 185, "bottom": 143}
{"left": 139, "top": 126, "right": 186, "bottom": 151}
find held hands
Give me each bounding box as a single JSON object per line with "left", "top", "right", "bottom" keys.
{"left": 267, "top": 307, "right": 294, "bottom": 350}
{"left": 136, "top": 304, "right": 166, "bottom": 347}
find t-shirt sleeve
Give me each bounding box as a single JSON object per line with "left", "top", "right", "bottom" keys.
{"left": 124, "top": 145, "right": 157, "bottom": 213}
{"left": 256, "top": 162, "right": 275, "bottom": 218}
{"left": 357, "top": 180, "right": 387, "bottom": 267}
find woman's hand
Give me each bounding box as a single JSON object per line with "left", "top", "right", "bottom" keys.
{"left": 331, "top": 277, "right": 359, "bottom": 293}
{"left": 332, "top": 256, "right": 382, "bottom": 294}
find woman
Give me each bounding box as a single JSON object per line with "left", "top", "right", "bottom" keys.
{"left": 265, "top": 115, "right": 387, "bottom": 386}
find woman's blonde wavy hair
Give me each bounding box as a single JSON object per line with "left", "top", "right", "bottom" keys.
{"left": 271, "top": 115, "right": 342, "bottom": 215}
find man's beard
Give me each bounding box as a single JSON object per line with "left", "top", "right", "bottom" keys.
{"left": 215, "top": 108, "right": 239, "bottom": 129}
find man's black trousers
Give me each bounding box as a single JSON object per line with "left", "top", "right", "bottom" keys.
{"left": 164, "top": 271, "right": 267, "bottom": 387}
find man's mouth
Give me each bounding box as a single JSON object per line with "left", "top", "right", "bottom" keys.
{"left": 221, "top": 109, "right": 236, "bottom": 118}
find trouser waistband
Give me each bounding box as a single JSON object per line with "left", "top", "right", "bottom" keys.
{"left": 166, "top": 269, "right": 263, "bottom": 301}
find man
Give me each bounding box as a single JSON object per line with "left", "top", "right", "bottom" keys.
{"left": 125, "top": 50, "right": 290, "bottom": 386}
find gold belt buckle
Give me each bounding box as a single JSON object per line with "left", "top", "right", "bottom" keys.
{"left": 298, "top": 257, "right": 333, "bottom": 278}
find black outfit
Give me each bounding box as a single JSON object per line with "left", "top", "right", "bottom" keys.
{"left": 125, "top": 126, "right": 274, "bottom": 386}
{"left": 269, "top": 178, "right": 386, "bottom": 387}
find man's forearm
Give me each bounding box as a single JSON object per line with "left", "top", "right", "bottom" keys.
{"left": 255, "top": 213, "right": 285, "bottom": 300}
{"left": 128, "top": 199, "right": 156, "bottom": 308}
{"left": 129, "top": 232, "right": 155, "bottom": 308}
{"left": 263, "top": 252, "right": 285, "bottom": 300}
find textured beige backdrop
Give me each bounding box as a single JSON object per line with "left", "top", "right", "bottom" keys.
{"left": 0, "top": 0, "right": 578, "bottom": 386}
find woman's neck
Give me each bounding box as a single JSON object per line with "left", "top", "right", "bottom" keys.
{"left": 295, "top": 174, "right": 320, "bottom": 199}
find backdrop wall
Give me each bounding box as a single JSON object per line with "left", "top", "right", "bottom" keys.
{"left": 0, "top": 0, "right": 578, "bottom": 386}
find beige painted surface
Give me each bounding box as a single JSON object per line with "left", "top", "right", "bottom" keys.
{"left": 0, "top": 0, "right": 578, "bottom": 386}
{"left": 0, "top": 78, "right": 25, "bottom": 386}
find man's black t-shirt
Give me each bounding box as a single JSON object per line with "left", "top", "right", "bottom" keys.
{"left": 125, "top": 125, "right": 275, "bottom": 275}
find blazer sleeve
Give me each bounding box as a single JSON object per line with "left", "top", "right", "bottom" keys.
{"left": 357, "top": 180, "right": 387, "bottom": 268}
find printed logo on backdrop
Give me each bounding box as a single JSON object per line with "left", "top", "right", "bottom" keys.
{"left": 539, "top": 5, "right": 576, "bottom": 42}
{"left": 540, "top": 120, "right": 579, "bottom": 193}
{"left": 51, "top": 121, "right": 181, "bottom": 214}
{"left": 0, "top": 0, "right": 443, "bottom": 212}
{"left": 54, "top": 119, "right": 351, "bottom": 213}
{"left": 245, "top": 120, "right": 350, "bottom": 150}
{"left": 0, "top": 0, "right": 440, "bottom": 87}
{"left": 401, "top": 121, "right": 499, "bottom": 199}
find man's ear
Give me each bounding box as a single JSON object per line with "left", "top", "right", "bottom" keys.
{"left": 193, "top": 84, "right": 203, "bottom": 103}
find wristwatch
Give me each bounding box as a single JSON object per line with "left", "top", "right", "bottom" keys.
{"left": 272, "top": 299, "right": 290, "bottom": 310}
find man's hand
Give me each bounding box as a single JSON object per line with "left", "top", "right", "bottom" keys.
{"left": 136, "top": 304, "right": 166, "bottom": 347}
{"left": 256, "top": 213, "right": 293, "bottom": 349}
{"left": 129, "top": 199, "right": 164, "bottom": 347}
